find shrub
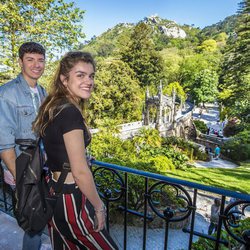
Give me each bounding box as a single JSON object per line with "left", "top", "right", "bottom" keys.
{"left": 162, "top": 136, "right": 207, "bottom": 161}
{"left": 150, "top": 155, "right": 175, "bottom": 172}
{"left": 222, "top": 130, "right": 250, "bottom": 161}
{"left": 193, "top": 120, "right": 207, "bottom": 134}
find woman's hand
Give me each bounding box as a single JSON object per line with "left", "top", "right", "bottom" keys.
{"left": 94, "top": 204, "right": 106, "bottom": 232}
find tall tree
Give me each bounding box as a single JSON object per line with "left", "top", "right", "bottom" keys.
{"left": 88, "top": 59, "right": 143, "bottom": 127}
{"left": 160, "top": 47, "right": 183, "bottom": 83}
{"left": 219, "top": 0, "right": 250, "bottom": 119}
{"left": 0, "top": 0, "right": 84, "bottom": 80}
{"left": 192, "top": 69, "right": 218, "bottom": 107}
{"left": 120, "top": 22, "right": 165, "bottom": 88}
{"left": 179, "top": 52, "right": 221, "bottom": 91}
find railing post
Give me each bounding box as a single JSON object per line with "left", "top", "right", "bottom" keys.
{"left": 188, "top": 188, "right": 197, "bottom": 250}
{"left": 164, "top": 221, "right": 170, "bottom": 250}
{"left": 123, "top": 173, "right": 128, "bottom": 250}
{"left": 163, "top": 208, "right": 174, "bottom": 250}
{"left": 103, "top": 188, "right": 112, "bottom": 232}
{"left": 106, "top": 200, "right": 110, "bottom": 232}
{"left": 215, "top": 195, "right": 226, "bottom": 250}
{"left": 143, "top": 177, "right": 148, "bottom": 250}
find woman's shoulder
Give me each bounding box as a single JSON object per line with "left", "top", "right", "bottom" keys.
{"left": 57, "top": 103, "right": 82, "bottom": 117}
{"left": 52, "top": 103, "right": 83, "bottom": 126}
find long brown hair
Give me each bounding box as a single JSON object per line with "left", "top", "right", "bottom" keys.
{"left": 33, "top": 51, "right": 96, "bottom": 136}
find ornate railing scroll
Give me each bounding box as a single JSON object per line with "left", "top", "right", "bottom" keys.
{"left": 92, "top": 166, "right": 125, "bottom": 231}
{"left": 147, "top": 181, "right": 192, "bottom": 222}
{"left": 223, "top": 200, "right": 250, "bottom": 247}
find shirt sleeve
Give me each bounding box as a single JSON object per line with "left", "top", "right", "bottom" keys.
{"left": 0, "top": 97, "right": 17, "bottom": 152}
{"left": 58, "top": 105, "right": 85, "bottom": 135}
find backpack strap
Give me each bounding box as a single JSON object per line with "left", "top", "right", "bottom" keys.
{"left": 53, "top": 163, "right": 71, "bottom": 195}
{"left": 15, "top": 139, "right": 37, "bottom": 151}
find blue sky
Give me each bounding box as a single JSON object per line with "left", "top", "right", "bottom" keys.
{"left": 72, "top": 0, "right": 240, "bottom": 40}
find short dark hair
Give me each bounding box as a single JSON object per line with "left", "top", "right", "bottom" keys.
{"left": 19, "top": 42, "right": 46, "bottom": 60}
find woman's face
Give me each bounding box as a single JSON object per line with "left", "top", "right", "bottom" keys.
{"left": 61, "top": 61, "right": 95, "bottom": 101}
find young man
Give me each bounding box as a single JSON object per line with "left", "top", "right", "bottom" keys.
{"left": 0, "top": 42, "right": 47, "bottom": 250}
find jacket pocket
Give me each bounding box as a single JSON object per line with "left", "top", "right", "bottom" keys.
{"left": 17, "top": 106, "right": 36, "bottom": 137}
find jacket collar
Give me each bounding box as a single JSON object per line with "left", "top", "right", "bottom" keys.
{"left": 17, "top": 73, "right": 45, "bottom": 99}
{"left": 17, "top": 73, "right": 34, "bottom": 95}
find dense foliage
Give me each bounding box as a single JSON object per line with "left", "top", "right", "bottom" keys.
{"left": 222, "top": 130, "right": 250, "bottom": 162}
{"left": 88, "top": 59, "right": 143, "bottom": 126}
{"left": 219, "top": 0, "right": 250, "bottom": 120}
{"left": 193, "top": 120, "right": 208, "bottom": 134}
{"left": 120, "top": 22, "right": 165, "bottom": 88}
{"left": 0, "top": 0, "right": 84, "bottom": 82}
{"left": 89, "top": 129, "right": 207, "bottom": 209}
{"left": 192, "top": 69, "right": 218, "bottom": 106}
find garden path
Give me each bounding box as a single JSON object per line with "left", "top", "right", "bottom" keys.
{"left": 192, "top": 102, "right": 239, "bottom": 169}
{"left": 192, "top": 102, "right": 225, "bottom": 137}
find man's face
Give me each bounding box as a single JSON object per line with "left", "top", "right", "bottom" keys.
{"left": 18, "top": 53, "right": 45, "bottom": 84}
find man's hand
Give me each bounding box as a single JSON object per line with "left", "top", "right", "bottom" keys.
{"left": 0, "top": 148, "right": 16, "bottom": 184}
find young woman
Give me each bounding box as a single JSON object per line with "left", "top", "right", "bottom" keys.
{"left": 33, "top": 51, "right": 118, "bottom": 249}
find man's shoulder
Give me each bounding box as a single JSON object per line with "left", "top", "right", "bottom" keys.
{"left": 0, "top": 76, "right": 25, "bottom": 104}
{"left": 0, "top": 76, "right": 20, "bottom": 95}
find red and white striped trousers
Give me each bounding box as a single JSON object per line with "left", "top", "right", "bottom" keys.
{"left": 48, "top": 183, "right": 119, "bottom": 250}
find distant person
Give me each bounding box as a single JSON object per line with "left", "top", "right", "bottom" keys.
{"left": 214, "top": 145, "right": 221, "bottom": 160}
{"left": 207, "top": 127, "right": 210, "bottom": 135}
{"left": 205, "top": 145, "right": 209, "bottom": 154}
{"left": 198, "top": 108, "right": 202, "bottom": 118}
{"left": 210, "top": 128, "right": 214, "bottom": 135}
{"left": 218, "top": 129, "right": 223, "bottom": 138}
{"left": 221, "top": 120, "right": 225, "bottom": 128}
{"left": 208, "top": 198, "right": 221, "bottom": 235}
{"left": 214, "top": 129, "right": 218, "bottom": 136}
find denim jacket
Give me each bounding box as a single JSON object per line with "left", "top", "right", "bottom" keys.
{"left": 0, "top": 73, "right": 47, "bottom": 157}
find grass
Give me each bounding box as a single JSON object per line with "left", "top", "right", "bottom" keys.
{"left": 165, "top": 162, "right": 250, "bottom": 194}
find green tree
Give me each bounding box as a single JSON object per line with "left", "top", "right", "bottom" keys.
{"left": 219, "top": 0, "right": 250, "bottom": 119}
{"left": 163, "top": 81, "right": 186, "bottom": 102}
{"left": 214, "top": 32, "right": 228, "bottom": 47}
{"left": 120, "top": 22, "right": 165, "bottom": 88}
{"left": 192, "top": 69, "right": 218, "bottom": 107}
{"left": 179, "top": 52, "right": 220, "bottom": 91}
{"left": 88, "top": 59, "right": 143, "bottom": 127}
{"left": 197, "top": 39, "right": 218, "bottom": 52}
{"left": 0, "top": 0, "right": 84, "bottom": 80}
{"left": 160, "top": 47, "right": 182, "bottom": 83}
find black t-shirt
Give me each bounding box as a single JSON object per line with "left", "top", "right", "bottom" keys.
{"left": 43, "top": 104, "right": 91, "bottom": 172}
